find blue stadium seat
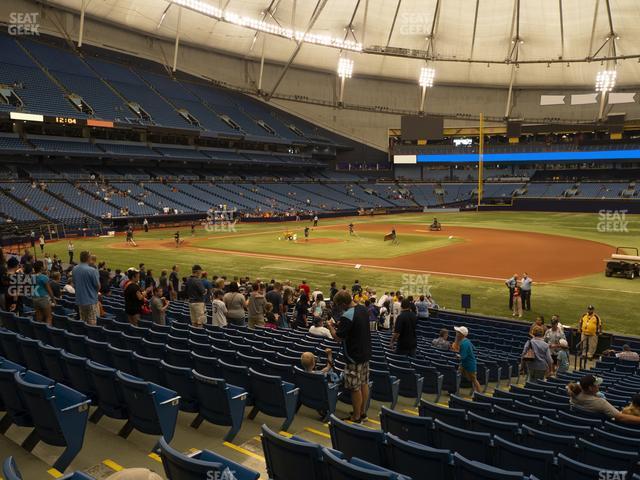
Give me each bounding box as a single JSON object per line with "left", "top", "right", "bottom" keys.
{"left": 540, "top": 416, "right": 592, "bottom": 436}
{"left": 38, "top": 343, "right": 67, "bottom": 384}
{"left": 264, "top": 358, "right": 296, "bottom": 385}
{"left": 47, "top": 326, "right": 68, "bottom": 350}
{"left": 434, "top": 419, "right": 492, "bottom": 463}
{"left": 115, "top": 371, "right": 180, "bottom": 451}
{"left": 452, "top": 453, "right": 527, "bottom": 480}
{"left": 432, "top": 363, "right": 461, "bottom": 394}
{"left": 85, "top": 360, "right": 129, "bottom": 425}
{"left": 15, "top": 316, "right": 35, "bottom": 338}
{"left": 63, "top": 331, "right": 88, "bottom": 358}
{"left": 388, "top": 364, "right": 424, "bottom": 407}
{"left": 449, "top": 394, "right": 493, "bottom": 414}
{"left": 0, "top": 311, "right": 19, "bottom": 332}
{"left": 493, "top": 405, "right": 541, "bottom": 426}
{"left": 158, "top": 436, "right": 259, "bottom": 480}
{"left": 473, "top": 391, "right": 513, "bottom": 408}
{"left": 219, "top": 359, "right": 252, "bottom": 401}
{"left": 67, "top": 319, "right": 87, "bottom": 336}
{"left": 2, "top": 456, "right": 93, "bottom": 480}
{"left": 165, "top": 345, "right": 193, "bottom": 369}
{"left": 192, "top": 352, "right": 220, "bottom": 378}
{"left": 558, "top": 410, "right": 604, "bottom": 427}
{"left": 322, "top": 448, "right": 408, "bottom": 480}
{"left": 557, "top": 453, "right": 613, "bottom": 480}
{"left": 603, "top": 421, "right": 640, "bottom": 438}
{"left": 294, "top": 366, "right": 339, "bottom": 422}
{"left": 261, "top": 424, "right": 326, "bottom": 480}
{"left": 0, "top": 329, "right": 23, "bottom": 364}
{"left": 85, "top": 338, "right": 111, "bottom": 366}
{"left": 17, "top": 336, "right": 45, "bottom": 373}
{"left": 370, "top": 368, "right": 400, "bottom": 409}
{"left": 419, "top": 400, "right": 466, "bottom": 428}
{"left": 576, "top": 437, "right": 639, "bottom": 473}
{"left": 248, "top": 369, "right": 300, "bottom": 431}
{"left": 160, "top": 360, "right": 198, "bottom": 412}
{"left": 31, "top": 320, "right": 50, "bottom": 344}
{"left": 329, "top": 414, "right": 387, "bottom": 466}
{"left": 59, "top": 351, "right": 96, "bottom": 399}
{"left": 385, "top": 433, "right": 451, "bottom": 480}
{"left": 14, "top": 370, "right": 90, "bottom": 472}
{"left": 191, "top": 371, "right": 247, "bottom": 441}
{"left": 493, "top": 435, "right": 555, "bottom": 480}
{"left": 467, "top": 411, "right": 520, "bottom": 442}
{"left": 0, "top": 356, "right": 29, "bottom": 432}
{"left": 108, "top": 345, "right": 137, "bottom": 375}
{"left": 141, "top": 338, "right": 166, "bottom": 359}
{"left": 379, "top": 406, "right": 434, "bottom": 446}
{"left": 592, "top": 427, "right": 640, "bottom": 450}
{"left": 521, "top": 425, "right": 577, "bottom": 457}
{"left": 133, "top": 352, "right": 164, "bottom": 385}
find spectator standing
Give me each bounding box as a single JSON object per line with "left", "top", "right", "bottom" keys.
{"left": 414, "top": 295, "right": 430, "bottom": 320}
{"left": 544, "top": 318, "right": 566, "bottom": 373}
{"left": 351, "top": 280, "right": 362, "bottom": 295}
{"left": 522, "top": 330, "right": 553, "bottom": 381}
{"left": 150, "top": 287, "right": 169, "bottom": 325}
{"left": 329, "top": 281, "right": 338, "bottom": 301}
{"left": 265, "top": 282, "right": 283, "bottom": 319}
{"left": 520, "top": 273, "right": 532, "bottom": 311}
{"left": 512, "top": 279, "right": 523, "bottom": 318}
{"left": 390, "top": 299, "right": 418, "bottom": 356}
{"left": 186, "top": 265, "right": 206, "bottom": 327}
{"left": 31, "top": 260, "right": 53, "bottom": 325}
{"left": 264, "top": 303, "right": 278, "bottom": 329}
{"left": 49, "top": 271, "right": 62, "bottom": 300}
{"left": 378, "top": 300, "right": 391, "bottom": 330}
{"left": 505, "top": 273, "right": 517, "bottom": 310}
{"left": 124, "top": 268, "right": 144, "bottom": 326}
{"left": 67, "top": 241, "right": 74, "bottom": 264}
{"left": 529, "top": 316, "right": 546, "bottom": 337}
{"left": 247, "top": 282, "right": 267, "bottom": 328}
{"left": 295, "top": 292, "right": 310, "bottom": 329}
{"left": 39, "top": 234, "right": 45, "bottom": 253}
{"left": 72, "top": 251, "right": 100, "bottom": 325}
{"left": 432, "top": 328, "right": 451, "bottom": 350}
{"left": 224, "top": 281, "right": 246, "bottom": 326}
{"left": 298, "top": 280, "right": 310, "bottom": 297}
{"left": 211, "top": 289, "right": 228, "bottom": 327}
{"left": 327, "top": 290, "right": 371, "bottom": 423}
{"left": 454, "top": 326, "right": 482, "bottom": 393}
{"left": 578, "top": 305, "right": 602, "bottom": 361}
{"left": 159, "top": 270, "right": 169, "bottom": 298}
{"left": 557, "top": 339, "right": 570, "bottom": 374}
{"left": 169, "top": 265, "right": 179, "bottom": 300}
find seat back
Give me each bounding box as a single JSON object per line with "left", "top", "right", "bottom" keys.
{"left": 116, "top": 371, "right": 171, "bottom": 437}
{"left": 577, "top": 437, "right": 639, "bottom": 473}
{"left": 0, "top": 329, "right": 23, "bottom": 363}
{"left": 294, "top": 366, "right": 335, "bottom": 411}
{"left": 48, "top": 326, "right": 68, "bottom": 350}
{"left": 218, "top": 359, "right": 251, "bottom": 392}
{"left": 419, "top": 400, "right": 466, "bottom": 428}
{"left": 60, "top": 351, "right": 95, "bottom": 397}
{"left": 388, "top": 364, "right": 423, "bottom": 400}
{"left": 192, "top": 352, "right": 220, "bottom": 379}
{"left": 64, "top": 331, "right": 88, "bottom": 358}
{"left": 434, "top": 419, "right": 491, "bottom": 464}
{"left": 329, "top": 415, "right": 387, "bottom": 466}
{"left": 264, "top": 359, "right": 296, "bottom": 385}
{"left": 15, "top": 316, "right": 35, "bottom": 338}
{"left": 493, "top": 435, "right": 555, "bottom": 480}
{"left": 557, "top": 453, "right": 612, "bottom": 480}
{"left": 379, "top": 406, "right": 433, "bottom": 446}
{"left": 385, "top": 433, "right": 451, "bottom": 480}
{"left": 249, "top": 369, "right": 291, "bottom": 417}
{"left": 38, "top": 343, "right": 67, "bottom": 383}
{"left": 165, "top": 346, "right": 193, "bottom": 369}
{"left": 0, "top": 311, "right": 19, "bottom": 332}
{"left": 86, "top": 338, "right": 111, "bottom": 365}
{"left": 160, "top": 360, "right": 198, "bottom": 412}
{"left": 452, "top": 452, "right": 525, "bottom": 480}
{"left": 592, "top": 427, "right": 640, "bottom": 450}
{"left": 322, "top": 448, "right": 405, "bottom": 480}
{"left": 0, "top": 357, "right": 30, "bottom": 426}
{"left": 260, "top": 424, "right": 325, "bottom": 480}
{"left": 17, "top": 336, "right": 45, "bottom": 373}
{"left": 108, "top": 345, "right": 137, "bottom": 375}
{"left": 133, "top": 352, "right": 164, "bottom": 385}
{"left": 522, "top": 425, "right": 577, "bottom": 457}
{"left": 467, "top": 411, "right": 519, "bottom": 443}
{"left": 85, "top": 360, "right": 129, "bottom": 420}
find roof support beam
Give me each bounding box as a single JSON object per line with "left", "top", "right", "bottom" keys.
{"left": 266, "top": 0, "right": 328, "bottom": 100}
{"left": 172, "top": 5, "right": 182, "bottom": 71}
{"left": 504, "top": 64, "right": 517, "bottom": 118}
{"left": 361, "top": 0, "right": 369, "bottom": 47}
{"left": 385, "top": 0, "right": 402, "bottom": 48}
{"left": 588, "top": 0, "right": 600, "bottom": 58}
{"left": 469, "top": 0, "right": 480, "bottom": 60}
{"left": 558, "top": 0, "right": 564, "bottom": 59}
{"left": 342, "top": 0, "right": 361, "bottom": 46}
{"left": 426, "top": 0, "right": 442, "bottom": 58}
{"left": 78, "top": 0, "right": 87, "bottom": 47}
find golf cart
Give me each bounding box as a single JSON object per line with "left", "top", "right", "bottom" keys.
{"left": 605, "top": 247, "right": 640, "bottom": 279}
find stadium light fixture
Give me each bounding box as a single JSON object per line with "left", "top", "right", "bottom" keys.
{"left": 418, "top": 67, "right": 435, "bottom": 113}
{"left": 337, "top": 57, "right": 354, "bottom": 105}
{"left": 171, "top": 0, "right": 362, "bottom": 52}
{"left": 595, "top": 70, "right": 617, "bottom": 92}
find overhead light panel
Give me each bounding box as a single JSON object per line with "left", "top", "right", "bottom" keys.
{"left": 419, "top": 67, "right": 435, "bottom": 88}
{"left": 595, "top": 70, "right": 617, "bottom": 92}
{"left": 337, "top": 58, "right": 354, "bottom": 79}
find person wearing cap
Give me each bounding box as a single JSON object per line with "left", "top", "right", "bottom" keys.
{"left": 522, "top": 329, "right": 553, "bottom": 381}
{"left": 186, "top": 265, "right": 207, "bottom": 327}
{"left": 556, "top": 339, "right": 570, "bottom": 374}
{"left": 454, "top": 326, "right": 481, "bottom": 393}
{"left": 578, "top": 305, "right": 602, "bottom": 361}
{"left": 72, "top": 251, "right": 100, "bottom": 325}
{"left": 567, "top": 375, "right": 640, "bottom": 424}
{"left": 616, "top": 344, "right": 640, "bottom": 362}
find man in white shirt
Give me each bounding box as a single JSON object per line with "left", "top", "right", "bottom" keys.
{"left": 308, "top": 317, "right": 332, "bottom": 339}
{"left": 376, "top": 292, "right": 390, "bottom": 308}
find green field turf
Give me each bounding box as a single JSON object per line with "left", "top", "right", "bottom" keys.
{"left": 37, "top": 211, "right": 640, "bottom": 336}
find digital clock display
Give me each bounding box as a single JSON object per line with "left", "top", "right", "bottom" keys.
{"left": 54, "top": 117, "right": 78, "bottom": 125}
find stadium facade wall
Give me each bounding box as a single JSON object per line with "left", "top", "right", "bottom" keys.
{"left": 480, "top": 197, "right": 640, "bottom": 214}
{"left": 3, "top": 0, "right": 640, "bottom": 151}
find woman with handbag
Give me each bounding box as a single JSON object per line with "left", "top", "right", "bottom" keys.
{"left": 522, "top": 329, "right": 553, "bottom": 381}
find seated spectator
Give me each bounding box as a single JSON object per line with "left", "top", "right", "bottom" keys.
{"left": 622, "top": 394, "right": 640, "bottom": 417}
{"left": 300, "top": 348, "right": 340, "bottom": 384}
{"left": 309, "top": 316, "right": 332, "bottom": 339}
{"left": 617, "top": 344, "right": 640, "bottom": 362}
{"left": 432, "top": 328, "right": 451, "bottom": 350}
{"left": 62, "top": 277, "right": 75, "bottom": 295}
{"left": 49, "top": 271, "right": 62, "bottom": 300}
{"left": 567, "top": 375, "right": 640, "bottom": 425}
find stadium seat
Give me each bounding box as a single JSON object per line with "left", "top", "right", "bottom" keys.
{"left": 190, "top": 371, "right": 247, "bottom": 441}
{"left": 388, "top": 364, "right": 424, "bottom": 406}
{"left": 218, "top": 359, "right": 253, "bottom": 401}
{"left": 141, "top": 338, "right": 166, "bottom": 359}
{"left": 452, "top": 453, "right": 528, "bottom": 480}
{"left": 557, "top": 410, "right": 604, "bottom": 427}
{"left": 85, "top": 360, "right": 129, "bottom": 425}
{"left": 38, "top": 343, "right": 67, "bottom": 384}
{"left": 63, "top": 331, "right": 88, "bottom": 358}
{"left": 31, "top": 320, "right": 50, "bottom": 344}
{"left": 385, "top": 433, "right": 451, "bottom": 480}
{"left": 260, "top": 424, "right": 326, "bottom": 480}
{"left": 0, "top": 329, "right": 23, "bottom": 364}
{"left": 133, "top": 352, "right": 165, "bottom": 385}
{"left": 247, "top": 369, "right": 300, "bottom": 431}
{"left": 449, "top": 394, "right": 493, "bottom": 414}
{"left": 603, "top": 421, "right": 640, "bottom": 438}
{"left": 264, "top": 358, "right": 297, "bottom": 385}
{"left": 108, "top": 345, "right": 137, "bottom": 375}
{"left": 191, "top": 352, "right": 220, "bottom": 378}
{"left": 411, "top": 363, "right": 444, "bottom": 402}
{"left": 60, "top": 351, "right": 96, "bottom": 399}
{"left": 2, "top": 456, "right": 93, "bottom": 480}
{"left": 521, "top": 425, "right": 577, "bottom": 457}
{"left": 493, "top": 404, "right": 541, "bottom": 426}
{"left": 85, "top": 338, "right": 111, "bottom": 366}
{"left": 419, "top": 400, "right": 466, "bottom": 428}
{"left": 116, "top": 371, "right": 180, "bottom": 451}
{"left": 17, "top": 336, "right": 45, "bottom": 373}
{"left": 592, "top": 427, "right": 640, "bottom": 450}
{"left": 369, "top": 368, "right": 400, "bottom": 410}
{"left": 294, "top": 366, "right": 339, "bottom": 422}
{"left": 576, "top": 437, "right": 639, "bottom": 473}
{"left": 467, "top": 411, "right": 520, "bottom": 442}
{"left": 158, "top": 436, "right": 259, "bottom": 480}
{"left": 0, "top": 312, "right": 19, "bottom": 332}
{"left": 15, "top": 316, "right": 35, "bottom": 339}
{"left": 322, "top": 447, "right": 408, "bottom": 480}
{"left": 329, "top": 414, "right": 387, "bottom": 466}
{"left": 160, "top": 360, "right": 198, "bottom": 412}
{"left": 0, "top": 357, "right": 30, "bottom": 432}
{"left": 434, "top": 418, "right": 492, "bottom": 463}
{"left": 14, "top": 370, "right": 90, "bottom": 472}
{"left": 165, "top": 345, "right": 193, "bottom": 369}
{"left": 493, "top": 435, "right": 555, "bottom": 480}
{"left": 379, "top": 406, "right": 434, "bottom": 445}
{"left": 540, "top": 416, "right": 592, "bottom": 436}
{"left": 557, "top": 453, "right": 615, "bottom": 480}
{"left": 48, "top": 326, "right": 69, "bottom": 350}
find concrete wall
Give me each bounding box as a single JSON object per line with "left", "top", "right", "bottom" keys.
{"left": 2, "top": 0, "right": 639, "bottom": 152}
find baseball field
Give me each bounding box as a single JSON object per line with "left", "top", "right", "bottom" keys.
{"left": 39, "top": 211, "right": 640, "bottom": 335}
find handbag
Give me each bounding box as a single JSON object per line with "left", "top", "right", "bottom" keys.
{"left": 522, "top": 341, "right": 536, "bottom": 361}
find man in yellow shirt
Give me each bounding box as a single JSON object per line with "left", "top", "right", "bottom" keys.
{"left": 579, "top": 305, "right": 602, "bottom": 360}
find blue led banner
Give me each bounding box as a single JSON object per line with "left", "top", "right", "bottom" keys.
{"left": 415, "top": 149, "right": 640, "bottom": 163}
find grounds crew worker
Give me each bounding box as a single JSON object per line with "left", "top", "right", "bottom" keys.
{"left": 505, "top": 274, "right": 517, "bottom": 310}
{"left": 579, "top": 305, "right": 602, "bottom": 361}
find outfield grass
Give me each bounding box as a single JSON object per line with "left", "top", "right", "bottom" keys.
{"left": 37, "top": 211, "right": 640, "bottom": 336}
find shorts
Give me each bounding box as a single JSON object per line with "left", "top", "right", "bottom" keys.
{"left": 343, "top": 361, "right": 369, "bottom": 391}
{"left": 551, "top": 353, "right": 558, "bottom": 365}
{"left": 189, "top": 302, "right": 206, "bottom": 326}
{"left": 32, "top": 296, "right": 51, "bottom": 311}
{"left": 78, "top": 303, "right": 99, "bottom": 325}
{"left": 459, "top": 366, "right": 477, "bottom": 383}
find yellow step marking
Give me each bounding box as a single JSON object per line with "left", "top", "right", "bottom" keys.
{"left": 47, "top": 468, "right": 63, "bottom": 478}
{"left": 223, "top": 441, "right": 265, "bottom": 461}
{"left": 304, "top": 427, "right": 331, "bottom": 438}
{"left": 402, "top": 409, "right": 419, "bottom": 416}
{"left": 366, "top": 418, "right": 381, "bottom": 425}
{"left": 437, "top": 402, "right": 449, "bottom": 407}
{"left": 148, "top": 452, "right": 162, "bottom": 463}
{"left": 102, "top": 459, "right": 124, "bottom": 472}
{"left": 278, "top": 431, "right": 293, "bottom": 438}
